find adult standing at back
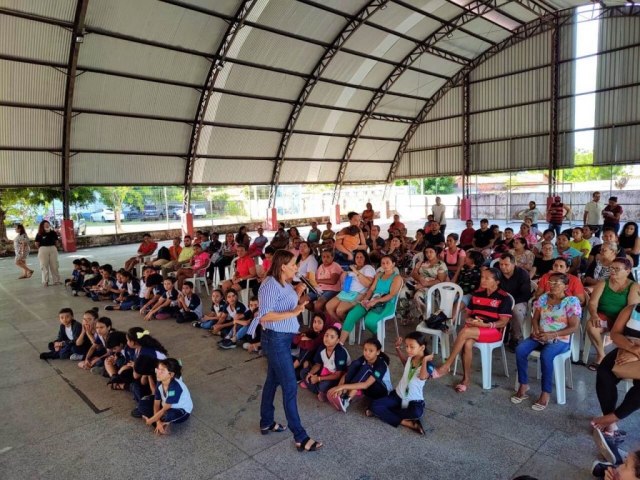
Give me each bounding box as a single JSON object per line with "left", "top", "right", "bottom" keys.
{"left": 432, "top": 197, "right": 447, "bottom": 235}
{"left": 34, "top": 220, "right": 61, "bottom": 287}
{"left": 584, "top": 191, "right": 605, "bottom": 237}
{"left": 254, "top": 250, "right": 322, "bottom": 452}
{"left": 13, "top": 224, "right": 33, "bottom": 279}
{"left": 546, "top": 195, "right": 571, "bottom": 236}
{"left": 523, "top": 201, "right": 542, "bottom": 231}
{"left": 602, "top": 196, "right": 623, "bottom": 235}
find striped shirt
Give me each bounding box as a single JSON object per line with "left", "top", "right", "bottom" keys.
{"left": 249, "top": 276, "right": 300, "bottom": 335}
{"left": 467, "top": 288, "right": 513, "bottom": 324}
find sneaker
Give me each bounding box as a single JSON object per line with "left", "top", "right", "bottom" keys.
{"left": 105, "top": 306, "right": 114, "bottom": 311}
{"left": 339, "top": 395, "right": 350, "bottom": 413}
{"left": 192, "top": 321, "right": 202, "bottom": 328}
{"left": 130, "top": 408, "right": 143, "bottom": 418}
{"left": 592, "top": 460, "right": 615, "bottom": 478}
{"left": 593, "top": 428, "right": 622, "bottom": 465}
{"left": 219, "top": 339, "right": 237, "bottom": 350}
{"left": 242, "top": 342, "right": 250, "bottom": 350}
{"left": 69, "top": 354, "right": 84, "bottom": 361}
{"left": 90, "top": 366, "right": 105, "bottom": 376}
{"left": 39, "top": 351, "right": 56, "bottom": 360}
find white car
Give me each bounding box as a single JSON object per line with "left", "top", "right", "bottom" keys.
{"left": 90, "top": 208, "right": 116, "bottom": 222}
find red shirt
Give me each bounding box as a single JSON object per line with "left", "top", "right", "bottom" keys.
{"left": 538, "top": 272, "right": 585, "bottom": 297}
{"left": 138, "top": 241, "right": 157, "bottom": 256}
{"left": 460, "top": 227, "right": 475, "bottom": 247}
{"left": 235, "top": 255, "right": 255, "bottom": 277}
{"left": 169, "top": 245, "right": 182, "bottom": 262}
{"left": 467, "top": 288, "right": 513, "bottom": 323}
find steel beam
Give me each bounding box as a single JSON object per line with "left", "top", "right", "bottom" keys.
{"left": 548, "top": 17, "right": 560, "bottom": 196}
{"left": 463, "top": 73, "right": 471, "bottom": 197}
{"left": 62, "top": 0, "right": 88, "bottom": 219}
{"left": 267, "top": 0, "right": 389, "bottom": 208}
{"left": 334, "top": 0, "right": 504, "bottom": 202}
{"left": 183, "top": 0, "right": 256, "bottom": 213}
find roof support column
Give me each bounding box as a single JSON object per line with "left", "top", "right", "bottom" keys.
{"left": 62, "top": 0, "right": 89, "bottom": 218}
{"left": 548, "top": 16, "right": 560, "bottom": 198}
{"left": 462, "top": 73, "right": 471, "bottom": 198}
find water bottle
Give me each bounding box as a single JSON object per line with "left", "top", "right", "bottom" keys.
{"left": 343, "top": 273, "right": 353, "bottom": 292}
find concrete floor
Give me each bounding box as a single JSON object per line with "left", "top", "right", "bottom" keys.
{"left": 0, "top": 219, "right": 637, "bottom": 480}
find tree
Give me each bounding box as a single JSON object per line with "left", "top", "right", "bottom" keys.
{"left": 95, "top": 187, "right": 142, "bottom": 233}
{"left": 395, "top": 176, "right": 456, "bottom": 194}
{"left": 0, "top": 188, "right": 59, "bottom": 241}
{"left": 560, "top": 151, "right": 627, "bottom": 182}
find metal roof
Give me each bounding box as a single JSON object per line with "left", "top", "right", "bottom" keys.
{"left": 1, "top": 0, "right": 639, "bottom": 202}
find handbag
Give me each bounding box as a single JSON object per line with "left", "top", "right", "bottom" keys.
{"left": 424, "top": 310, "right": 449, "bottom": 332}
{"left": 612, "top": 338, "right": 640, "bottom": 380}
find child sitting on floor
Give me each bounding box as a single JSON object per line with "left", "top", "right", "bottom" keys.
{"left": 192, "top": 289, "right": 226, "bottom": 329}
{"left": 328, "top": 337, "right": 392, "bottom": 413}
{"left": 144, "top": 278, "right": 179, "bottom": 321}
{"left": 300, "top": 325, "right": 350, "bottom": 402}
{"left": 39, "top": 308, "right": 83, "bottom": 360}
{"left": 104, "top": 331, "right": 136, "bottom": 391}
{"left": 81, "top": 262, "right": 101, "bottom": 293}
{"left": 136, "top": 358, "right": 193, "bottom": 435}
{"left": 77, "top": 316, "right": 113, "bottom": 372}
{"left": 65, "top": 259, "right": 84, "bottom": 295}
{"left": 210, "top": 290, "right": 246, "bottom": 337}
{"left": 218, "top": 296, "right": 258, "bottom": 349}
{"left": 127, "top": 327, "right": 169, "bottom": 408}
{"left": 72, "top": 307, "right": 100, "bottom": 361}
{"left": 175, "top": 281, "right": 203, "bottom": 324}
{"left": 292, "top": 313, "right": 327, "bottom": 375}
{"left": 368, "top": 332, "right": 434, "bottom": 436}
{"left": 140, "top": 273, "right": 165, "bottom": 316}
{"left": 89, "top": 265, "right": 116, "bottom": 302}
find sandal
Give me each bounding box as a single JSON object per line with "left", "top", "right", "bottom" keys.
{"left": 107, "top": 375, "right": 122, "bottom": 386}
{"left": 587, "top": 363, "right": 600, "bottom": 372}
{"left": 260, "top": 422, "right": 287, "bottom": 435}
{"left": 531, "top": 401, "right": 548, "bottom": 411}
{"left": 110, "top": 383, "right": 127, "bottom": 391}
{"left": 454, "top": 383, "right": 467, "bottom": 393}
{"left": 510, "top": 393, "right": 530, "bottom": 404}
{"left": 295, "top": 437, "right": 323, "bottom": 452}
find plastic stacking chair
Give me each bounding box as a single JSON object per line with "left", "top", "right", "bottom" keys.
{"left": 192, "top": 258, "right": 211, "bottom": 296}
{"left": 415, "top": 282, "right": 464, "bottom": 360}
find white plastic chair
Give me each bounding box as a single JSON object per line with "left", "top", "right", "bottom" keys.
{"left": 632, "top": 266, "right": 640, "bottom": 282}
{"left": 490, "top": 258, "right": 500, "bottom": 268}
{"left": 192, "top": 258, "right": 211, "bottom": 296}
{"left": 136, "top": 254, "right": 154, "bottom": 278}
{"left": 415, "top": 282, "right": 464, "bottom": 360}
{"left": 622, "top": 379, "right": 633, "bottom": 393}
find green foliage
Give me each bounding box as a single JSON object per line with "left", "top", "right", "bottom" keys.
{"left": 395, "top": 177, "right": 456, "bottom": 194}
{"left": 560, "top": 151, "right": 627, "bottom": 182}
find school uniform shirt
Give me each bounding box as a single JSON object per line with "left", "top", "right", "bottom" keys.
{"left": 152, "top": 284, "right": 166, "bottom": 297}
{"left": 139, "top": 346, "right": 167, "bottom": 360}
{"left": 55, "top": 320, "right": 82, "bottom": 344}
{"left": 226, "top": 302, "right": 247, "bottom": 319}
{"left": 467, "top": 288, "right": 514, "bottom": 324}
{"left": 210, "top": 301, "right": 227, "bottom": 316}
{"left": 352, "top": 355, "right": 393, "bottom": 393}
{"left": 181, "top": 294, "right": 203, "bottom": 319}
{"left": 395, "top": 356, "right": 427, "bottom": 408}
{"left": 139, "top": 278, "right": 149, "bottom": 299}
{"left": 163, "top": 288, "right": 179, "bottom": 307}
{"left": 156, "top": 378, "right": 193, "bottom": 413}
{"left": 313, "top": 344, "right": 350, "bottom": 375}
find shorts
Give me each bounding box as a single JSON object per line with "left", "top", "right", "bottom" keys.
{"left": 308, "top": 290, "right": 339, "bottom": 302}
{"left": 466, "top": 324, "right": 502, "bottom": 343}
{"left": 597, "top": 312, "right": 614, "bottom": 332}
{"left": 337, "top": 291, "right": 359, "bottom": 302}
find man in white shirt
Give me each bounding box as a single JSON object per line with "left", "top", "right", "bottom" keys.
{"left": 432, "top": 197, "right": 447, "bottom": 235}
{"left": 583, "top": 191, "right": 604, "bottom": 238}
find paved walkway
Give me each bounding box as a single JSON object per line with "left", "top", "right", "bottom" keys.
{"left": 0, "top": 222, "right": 636, "bottom": 480}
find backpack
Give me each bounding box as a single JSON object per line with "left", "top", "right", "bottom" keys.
{"left": 157, "top": 246, "right": 171, "bottom": 261}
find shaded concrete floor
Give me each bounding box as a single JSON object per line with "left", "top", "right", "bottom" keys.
{"left": 0, "top": 228, "right": 638, "bottom": 480}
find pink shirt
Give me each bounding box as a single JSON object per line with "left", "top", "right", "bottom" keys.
{"left": 316, "top": 262, "right": 343, "bottom": 292}
{"left": 191, "top": 252, "right": 210, "bottom": 276}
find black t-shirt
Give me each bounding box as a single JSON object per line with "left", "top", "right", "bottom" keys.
{"left": 35, "top": 231, "right": 59, "bottom": 247}
{"left": 499, "top": 267, "right": 532, "bottom": 304}
{"left": 424, "top": 232, "right": 445, "bottom": 247}
{"left": 473, "top": 229, "right": 493, "bottom": 248}
{"left": 532, "top": 257, "right": 555, "bottom": 278}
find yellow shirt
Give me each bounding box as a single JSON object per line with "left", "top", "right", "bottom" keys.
{"left": 177, "top": 246, "right": 195, "bottom": 263}
{"left": 570, "top": 239, "right": 591, "bottom": 258}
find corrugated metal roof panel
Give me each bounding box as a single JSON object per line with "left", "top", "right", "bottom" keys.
{"left": 70, "top": 154, "right": 184, "bottom": 184}
{"left": 177, "top": 0, "right": 241, "bottom": 17}
{"left": 594, "top": 125, "right": 640, "bottom": 165}
{"left": 413, "top": 52, "right": 463, "bottom": 77}
{"left": 0, "top": 15, "right": 70, "bottom": 63}
{"left": 597, "top": 46, "right": 640, "bottom": 89}
{"left": 388, "top": 70, "right": 448, "bottom": 99}
{"left": 86, "top": 0, "right": 227, "bottom": 52}
{"left": 558, "top": 97, "right": 575, "bottom": 131}
{"left": 396, "top": 147, "right": 463, "bottom": 178}
{"left": 559, "top": 21, "right": 576, "bottom": 61}
{"left": 433, "top": 30, "right": 491, "bottom": 61}
{"left": 410, "top": 117, "right": 462, "bottom": 149}
{"left": 557, "top": 131, "right": 574, "bottom": 168}
{"left": 230, "top": 26, "right": 324, "bottom": 74}
{"left": 463, "top": 17, "right": 513, "bottom": 44}
{"left": 374, "top": 93, "right": 425, "bottom": 117}
{"left": 316, "top": 0, "right": 367, "bottom": 16}
{"left": 594, "top": 86, "right": 640, "bottom": 127}
{"left": 472, "top": 136, "right": 549, "bottom": 173}
{"left": 286, "top": 134, "right": 348, "bottom": 159}
{"left": 362, "top": 119, "right": 410, "bottom": 139}
{"left": 216, "top": 63, "right": 305, "bottom": 101}
{"left": 0, "top": 59, "right": 65, "bottom": 107}
{"left": 0, "top": 106, "right": 61, "bottom": 148}
{"left": 308, "top": 83, "right": 374, "bottom": 111}
{"left": 394, "top": 152, "right": 413, "bottom": 178}
{"left": 74, "top": 72, "right": 199, "bottom": 120}
{"left": 71, "top": 114, "right": 189, "bottom": 153}
{"left": 498, "top": 2, "right": 539, "bottom": 23}
{"left": 253, "top": 1, "right": 345, "bottom": 44}
{"left": 471, "top": 102, "right": 549, "bottom": 141}
{"left": 191, "top": 158, "right": 274, "bottom": 184}
{"left": 472, "top": 30, "right": 550, "bottom": 80}
{"left": 294, "top": 107, "right": 360, "bottom": 135}
{"left": 471, "top": 67, "right": 551, "bottom": 111}
{"left": 204, "top": 93, "right": 292, "bottom": 129}
{"left": 343, "top": 161, "right": 390, "bottom": 182}
{"left": 368, "top": 2, "right": 442, "bottom": 40}
{"left": 0, "top": 0, "right": 75, "bottom": 21}
{"left": 558, "top": 61, "right": 575, "bottom": 97}
{"left": 401, "top": 0, "right": 463, "bottom": 22}
{"left": 198, "top": 126, "right": 280, "bottom": 157}
{"left": 0, "top": 151, "right": 61, "bottom": 185}
{"left": 321, "top": 51, "right": 397, "bottom": 89}
{"left": 350, "top": 139, "right": 400, "bottom": 161}
{"left": 279, "top": 161, "right": 341, "bottom": 184}
{"left": 426, "top": 87, "right": 462, "bottom": 120}
{"left": 344, "top": 25, "right": 416, "bottom": 63}
{"left": 599, "top": 16, "right": 640, "bottom": 50}
{"left": 79, "top": 34, "right": 210, "bottom": 85}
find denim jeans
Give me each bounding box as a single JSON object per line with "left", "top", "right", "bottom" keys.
{"left": 516, "top": 337, "right": 570, "bottom": 394}
{"left": 370, "top": 391, "right": 425, "bottom": 427}
{"left": 260, "top": 329, "right": 308, "bottom": 443}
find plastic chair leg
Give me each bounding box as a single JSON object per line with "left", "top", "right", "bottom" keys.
{"left": 582, "top": 332, "right": 592, "bottom": 365}
{"left": 554, "top": 356, "right": 567, "bottom": 405}
{"left": 501, "top": 346, "right": 509, "bottom": 378}
{"left": 480, "top": 348, "right": 493, "bottom": 390}
{"left": 393, "top": 316, "right": 399, "bottom": 338}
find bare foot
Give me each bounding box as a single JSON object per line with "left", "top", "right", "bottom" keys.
{"left": 591, "top": 413, "right": 619, "bottom": 431}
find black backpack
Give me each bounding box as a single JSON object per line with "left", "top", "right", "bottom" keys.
{"left": 156, "top": 246, "right": 171, "bottom": 261}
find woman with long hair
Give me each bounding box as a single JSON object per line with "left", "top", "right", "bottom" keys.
{"left": 619, "top": 221, "right": 640, "bottom": 267}
{"left": 13, "top": 224, "right": 33, "bottom": 279}
{"left": 254, "top": 250, "right": 322, "bottom": 452}
{"left": 34, "top": 220, "right": 60, "bottom": 287}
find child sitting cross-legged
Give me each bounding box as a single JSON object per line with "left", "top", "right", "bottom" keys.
{"left": 210, "top": 290, "right": 246, "bottom": 337}
{"left": 327, "top": 337, "right": 393, "bottom": 413}
{"left": 192, "top": 289, "right": 226, "bottom": 329}
{"left": 39, "top": 308, "right": 83, "bottom": 360}
{"left": 218, "top": 296, "right": 259, "bottom": 350}
{"left": 299, "top": 325, "right": 350, "bottom": 402}
{"left": 65, "top": 259, "right": 85, "bottom": 295}
{"left": 292, "top": 313, "right": 327, "bottom": 377}
{"left": 137, "top": 358, "right": 193, "bottom": 435}
{"left": 105, "top": 270, "right": 140, "bottom": 311}
{"left": 104, "top": 331, "right": 136, "bottom": 391}
{"left": 144, "top": 277, "right": 179, "bottom": 321}
{"left": 77, "top": 315, "right": 113, "bottom": 371}
{"left": 175, "top": 281, "right": 203, "bottom": 324}
{"left": 88, "top": 264, "right": 116, "bottom": 302}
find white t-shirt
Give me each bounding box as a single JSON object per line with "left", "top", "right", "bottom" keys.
{"left": 347, "top": 265, "right": 376, "bottom": 293}
{"left": 432, "top": 204, "right": 446, "bottom": 225}
{"left": 587, "top": 236, "right": 603, "bottom": 248}
{"left": 64, "top": 325, "right": 74, "bottom": 341}
{"left": 584, "top": 201, "right": 604, "bottom": 225}
{"left": 395, "top": 356, "right": 427, "bottom": 408}
{"left": 295, "top": 255, "right": 318, "bottom": 281}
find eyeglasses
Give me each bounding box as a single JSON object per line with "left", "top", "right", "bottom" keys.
{"left": 609, "top": 267, "right": 625, "bottom": 273}
{"left": 548, "top": 281, "right": 565, "bottom": 286}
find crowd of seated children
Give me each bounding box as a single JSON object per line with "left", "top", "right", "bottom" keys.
{"left": 218, "top": 296, "right": 259, "bottom": 350}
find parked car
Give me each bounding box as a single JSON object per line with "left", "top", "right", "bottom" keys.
{"left": 140, "top": 205, "right": 161, "bottom": 221}
{"left": 90, "top": 209, "right": 115, "bottom": 222}
{"left": 123, "top": 207, "right": 143, "bottom": 222}
{"left": 169, "top": 204, "right": 207, "bottom": 219}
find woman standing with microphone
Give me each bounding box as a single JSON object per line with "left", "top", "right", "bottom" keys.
{"left": 255, "top": 249, "right": 323, "bottom": 452}
{"left": 34, "top": 220, "right": 61, "bottom": 287}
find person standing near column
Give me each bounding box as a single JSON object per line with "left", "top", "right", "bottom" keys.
{"left": 432, "top": 197, "right": 447, "bottom": 235}
{"left": 602, "top": 196, "right": 623, "bottom": 235}
{"left": 255, "top": 250, "right": 323, "bottom": 452}
{"left": 584, "top": 191, "right": 605, "bottom": 238}
{"left": 34, "top": 220, "right": 61, "bottom": 287}
{"left": 14, "top": 224, "right": 34, "bottom": 279}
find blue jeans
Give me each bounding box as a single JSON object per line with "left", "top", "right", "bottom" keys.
{"left": 516, "top": 337, "right": 570, "bottom": 394}
{"left": 137, "top": 397, "right": 190, "bottom": 424}
{"left": 548, "top": 222, "right": 562, "bottom": 236}
{"left": 260, "top": 329, "right": 308, "bottom": 443}
{"left": 370, "top": 391, "right": 425, "bottom": 427}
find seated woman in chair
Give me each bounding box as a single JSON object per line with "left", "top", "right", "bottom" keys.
{"left": 511, "top": 273, "right": 581, "bottom": 411}
{"left": 586, "top": 258, "right": 640, "bottom": 370}
{"left": 432, "top": 268, "right": 513, "bottom": 392}
{"left": 339, "top": 255, "right": 403, "bottom": 345}
{"left": 175, "top": 244, "right": 210, "bottom": 290}
{"left": 325, "top": 251, "right": 375, "bottom": 323}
